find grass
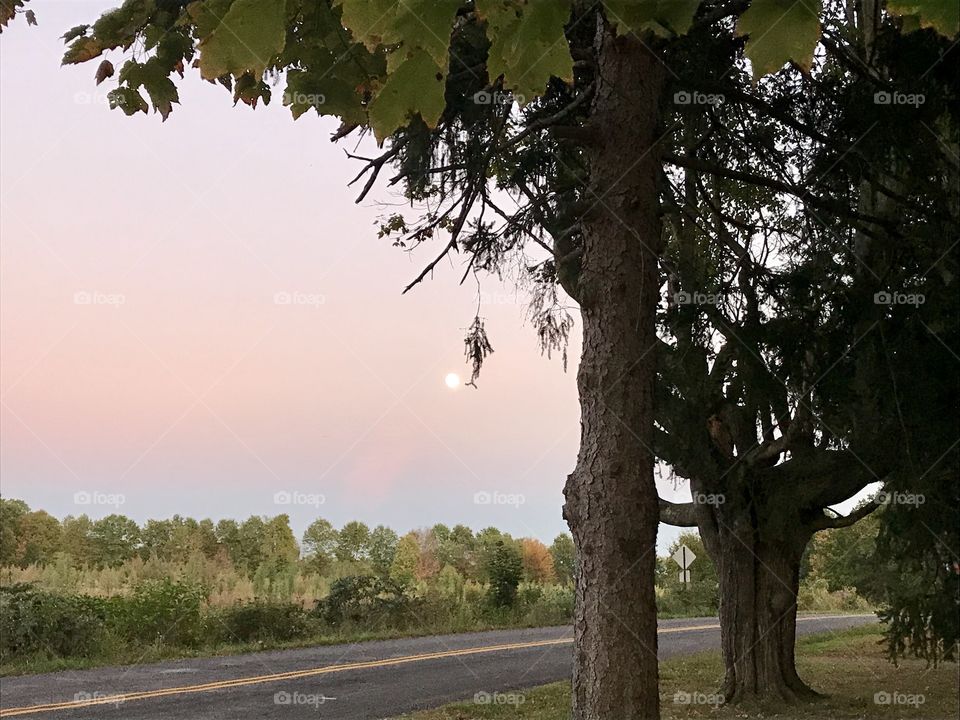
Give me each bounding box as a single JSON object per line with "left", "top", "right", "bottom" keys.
{"left": 400, "top": 625, "right": 959, "bottom": 719}
{"left": 0, "top": 617, "right": 572, "bottom": 678}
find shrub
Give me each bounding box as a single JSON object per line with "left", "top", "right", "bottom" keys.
{"left": 522, "top": 584, "right": 573, "bottom": 626}
{"left": 0, "top": 584, "right": 111, "bottom": 661}
{"left": 213, "top": 601, "right": 309, "bottom": 643}
{"left": 314, "top": 575, "right": 417, "bottom": 627}
{"left": 114, "top": 579, "right": 207, "bottom": 648}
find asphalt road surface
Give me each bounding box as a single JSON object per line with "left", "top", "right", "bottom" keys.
{"left": 0, "top": 614, "right": 875, "bottom": 719}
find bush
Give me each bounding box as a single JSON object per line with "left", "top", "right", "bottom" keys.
{"left": 486, "top": 542, "right": 523, "bottom": 608}
{"left": 0, "top": 584, "right": 111, "bottom": 661}
{"left": 314, "top": 575, "right": 419, "bottom": 627}
{"left": 214, "top": 601, "right": 309, "bottom": 643}
{"left": 522, "top": 583, "right": 573, "bottom": 626}
{"left": 113, "top": 578, "right": 207, "bottom": 648}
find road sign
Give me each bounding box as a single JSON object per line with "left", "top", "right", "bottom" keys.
{"left": 672, "top": 544, "right": 696, "bottom": 586}
{"left": 672, "top": 544, "right": 696, "bottom": 570}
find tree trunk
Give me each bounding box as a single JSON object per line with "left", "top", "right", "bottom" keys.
{"left": 562, "top": 20, "right": 665, "bottom": 720}
{"left": 699, "top": 501, "right": 818, "bottom": 704}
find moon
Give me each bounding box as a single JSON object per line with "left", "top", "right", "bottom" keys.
{"left": 444, "top": 372, "right": 461, "bottom": 389}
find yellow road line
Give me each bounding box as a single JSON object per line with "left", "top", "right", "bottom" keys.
{"left": 0, "top": 615, "right": 869, "bottom": 717}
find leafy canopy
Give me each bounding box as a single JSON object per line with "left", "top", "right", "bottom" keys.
{"left": 48, "top": 0, "right": 956, "bottom": 136}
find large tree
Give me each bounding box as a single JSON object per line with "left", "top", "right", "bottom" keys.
{"left": 18, "top": 0, "right": 955, "bottom": 715}
{"left": 654, "top": 0, "right": 958, "bottom": 700}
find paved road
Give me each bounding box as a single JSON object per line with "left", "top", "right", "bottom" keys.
{"left": 0, "top": 614, "right": 875, "bottom": 719}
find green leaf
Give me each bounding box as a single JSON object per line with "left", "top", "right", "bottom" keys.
{"left": 477, "top": 0, "right": 574, "bottom": 102}
{"left": 887, "top": 1, "right": 959, "bottom": 36}
{"left": 198, "top": 0, "right": 287, "bottom": 80}
{"left": 336, "top": 0, "right": 459, "bottom": 71}
{"left": 61, "top": 24, "right": 90, "bottom": 42}
{"left": 117, "top": 58, "right": 179, "bottom": 119}
{"left": 232, "top": 72, "right": 271, "bottom": 108}
{"left": 108, "top": 86, "right": 149, "bottom": 115}
{"left": 334, "top": 0, "right": 395, "bottom": 50}
{"left": 389, "top": 0, "right": 461, "bottom": 68}
{"left": 63, "top": 36, "right": 103, "bottom": 64}
{"left": 283, "top": 67, "right": 366, "bottom": 124}
{"left": 736, "top": 0, "right": 822, "bottom": 77}
{"left": 603, "top": 0, "right": 701, "bottom": 38}
{"left": 368, "top": 48, "right": 446, "bottom": 141}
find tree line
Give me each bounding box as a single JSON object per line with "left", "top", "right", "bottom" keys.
{"left": 0, "top": 498, "right": 576, "bottom": 587}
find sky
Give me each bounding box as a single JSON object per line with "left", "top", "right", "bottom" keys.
{"left": 1, "top": 2, "right": 865, "bottom": 556}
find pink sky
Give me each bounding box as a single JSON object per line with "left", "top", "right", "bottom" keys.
{"left": 1, "top": 2, "right": 700, "bottom": 551}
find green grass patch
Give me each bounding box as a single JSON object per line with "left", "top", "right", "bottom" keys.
{"left": 401, "top": 626, "right": 958, "bottom": 719}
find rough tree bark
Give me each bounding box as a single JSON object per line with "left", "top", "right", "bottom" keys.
{"left": 562, "top": 19, "right": 665, "bottom": 720}
{"left": 665, "top": 466, "right": 881, "bottom": 704}
{"left": 696, "top": 494, "right": 819, "bottom": 704}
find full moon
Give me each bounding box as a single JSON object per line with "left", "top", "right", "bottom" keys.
{"left": 444, "top": 373, "right": 461, "bottom": 389}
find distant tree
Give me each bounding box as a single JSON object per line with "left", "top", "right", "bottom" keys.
{"left": 549, "top": 534, "right": 576, "bottom": 586}
{"left": 140, "top": 518, "right": 174, "bottom": 560}
{"left": 90, "top": 514, "right": 140, "bottom": 567}
{"left": 368, "top": 525, "right": 399, "bottom": 577}
{"left": 435, "top": 564, "right": 465, "bottom": 601}
{"left": 0, "top": 498, "right": 29, "bottom": 566}
{"left": 15, "top": 510, "right": 62, "bottom": 566}
{"left": 486, "top": 540, "right": 523, "bottom": 608}
{"left": 474, "top": 527, "right": 511, "bottom": 583}
{"left": 431, "top": 523, "right": 453, "bottom": 566}
{"left": 390, "top": 533, "right": 420, "bottom": 588}
{"left": 447, "top": 524, "right": 477, "bottom": 578}
{"left": 196, "top": 519, "right": 220, "bottom": 558}
{"left": 260, "top": 515, "right": 300, "bottom": 569}
{"left": 215, "top": 518, "right": 242, "bottom": 568}
{"left": 237, "top": 516, "right": 266, "bottom": 575}
{"left": 521, "top": 538, "right": 556, "bottom": 583}
{"left": 335, "top": 521, "right": 371, "bottom": 562}
{"left": 806, "top": 504, "right": 883, "bottom": 594}
{"left": 60, "top": 514, "right": 93, "bottom": 567}
{"left": 415, "top": 528, "right": 441, "bottom": 580}
{"left": 302, "top": 518, "right": 338, "bottom": 573}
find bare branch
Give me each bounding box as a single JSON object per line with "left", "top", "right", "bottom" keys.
{"left": 811, "top": 498, "right": 883, "bottom": 531}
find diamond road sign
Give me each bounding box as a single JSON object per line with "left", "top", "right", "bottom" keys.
{"left": 672, "top": 544, "right": 696, "bottom": 570}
